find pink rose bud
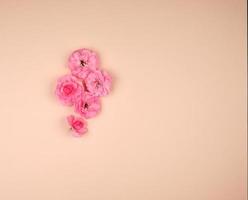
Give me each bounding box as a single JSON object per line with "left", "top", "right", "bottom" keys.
{"left": 55, "top": 75, "right": 83, "bottom": 106}
{"left": 67, "top": 115, "right": 87, "bottom": 136}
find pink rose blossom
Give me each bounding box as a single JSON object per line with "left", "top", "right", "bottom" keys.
{"left": 75, "top": 94, "right": 101, "bottom": 119}
{"left": 67, "top": 115, "right": 87, "bottom": 136}
{"left": 55, "top": 75, "right": 83, "bottom": 106}
{"left": 84, "top": 70, "right": 112, "bottom": 97}
{"left": 68, "top": 48, "right": 99, "bottom": 79}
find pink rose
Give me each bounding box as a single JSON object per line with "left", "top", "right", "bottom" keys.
{"left": 67, "top": 115, "right": 87, "bottom": 136}
{"left": 84, "top": 70, "right": 112, "bottom": 97}
{"left": 55, "top": 75, "right": 83, "bottom": 106}
{"left": 68, "top": 48, "right": 99, "bottom": 79}
{"left": 75, "top": 94, "right": 101, "bottom": 119}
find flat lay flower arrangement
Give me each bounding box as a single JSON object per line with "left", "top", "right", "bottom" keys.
{"left": 55, "top": 48, "right": 112, "bottom": 136}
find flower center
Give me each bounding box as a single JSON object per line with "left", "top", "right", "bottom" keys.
{"left": 73, "top": 121, "right": 83, "bottom": 129}
{"left": 95, "top": 81, "right": 101, "bottom": 88}
{"left": 84, "top": 103, "right": 89, "bottom": 110}
{"left": 63, "top": 85, "right": 74, "bottom": 95}
{"left": 80, "top": 60, "right": 87, "bottom": 67}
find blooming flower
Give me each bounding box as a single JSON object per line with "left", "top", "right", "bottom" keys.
{"left": 84, "top": 70, "right": 112, "bottom": 97}
{"left": 67, "top": 115, "right": 87, "bottom": 136}
{"left": 55, "top": 48, "right": 113, "bottom": 137}
{"left": 68, "top": 48, "right": 99, "bottom": 79}
{"left": 55, "top": 75, "right": 83, "bottom": 106}
{"left": 75, "top": 94, "right": 101, "bottom": 119}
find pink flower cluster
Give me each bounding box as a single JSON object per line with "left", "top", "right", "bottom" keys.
{"left": 55, "top": 48, "right": 112, "bottom": 137}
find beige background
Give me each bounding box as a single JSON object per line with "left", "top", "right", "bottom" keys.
{"left": 0, "top": 0, "right": 246, "bottom": 200}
